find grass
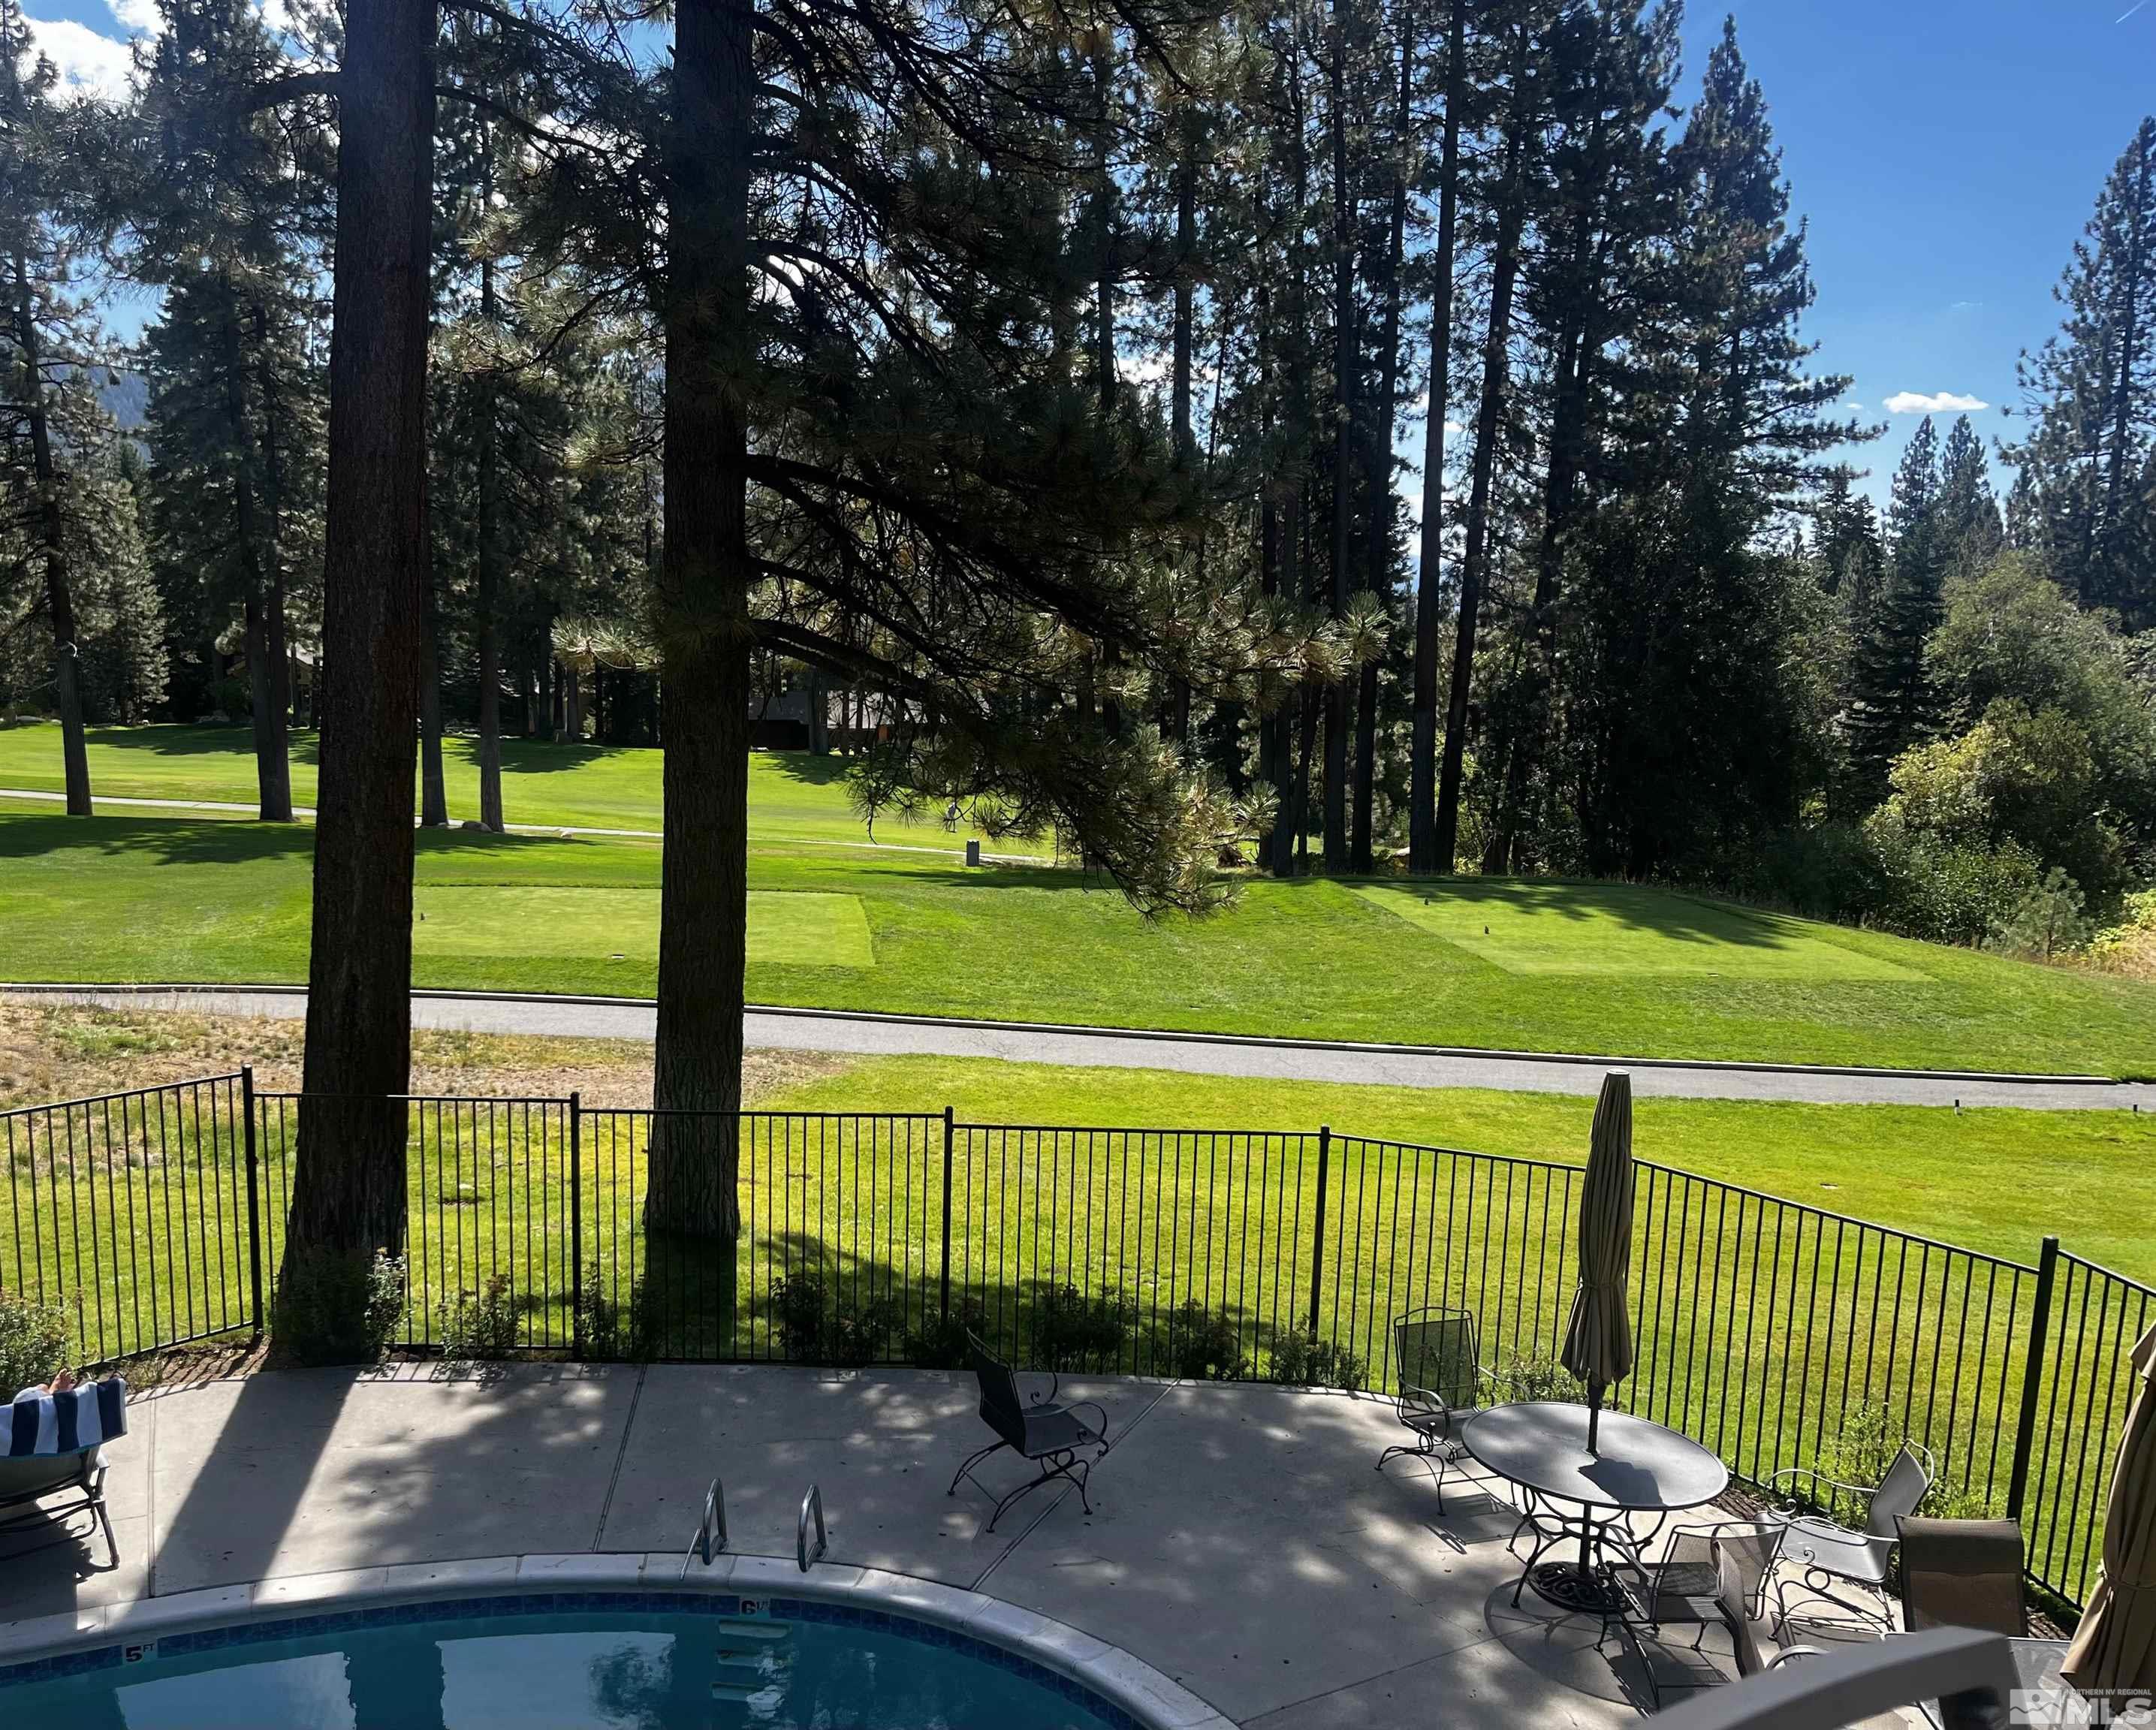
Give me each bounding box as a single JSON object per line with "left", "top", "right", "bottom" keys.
{"left": 0, "top": 719, "right": 1014, "bottom": 854}
{"left": 5, "top": 801, "right": 2156, "bottom": 1074}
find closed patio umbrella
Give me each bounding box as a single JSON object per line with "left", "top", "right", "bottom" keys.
{"left": 2062, "top": 1320, "right": 2156, "bottom": 1695}
{"left": 1561, "top": 1070, "right": 1635, "bottom": 1454}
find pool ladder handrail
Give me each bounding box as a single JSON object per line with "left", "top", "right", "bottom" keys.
{"left": 680, "top": 1475, "right": 728, "bottom": 1580}
{"left": 798, "top": 1483, "right": 827, "bottom": 1572}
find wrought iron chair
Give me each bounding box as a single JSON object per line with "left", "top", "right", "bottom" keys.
{"left": 1622, "top": 1539, "right": 1825, "bottom": 1707}
{"left": 1616, "top": 1523, "right": 1788, "bottom": 1707}
{"left": 1374, "top": 1305, "right": 1500, "bottom": 1511}
{"left": 1769, "top": 1439, "right": 1934, "bottom": 1631}
{"left": 1896, "top": 1516, "right": 2026, "bottom": 1638}
{"left": 947, "top": 1331, "right": 1109, "bottom": 1533}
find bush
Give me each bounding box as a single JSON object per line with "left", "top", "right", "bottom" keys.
{"left": 1033, "top": 1283, "right": 1129, "bottom": 1373}
{"left": 1808, "top": 1401, "right": 2000, "bottom": 1524}
{"left": 767, "top": 1270, "right": 897, "bottom": 1368}
{"left": 439, "top": 1273, "right": 523, "bottom": 1362}
{"left": 1489, "top": 1352, "right": 1586, "bottom": 1405}
{"left": 575, "top": 1265, "right": 659, "bottom": 1363}
{"left": 0, "top": 1292, "right": 71, "bottom": 1394}
{"left": 1268, "top": 1331, "right": 1367, "bottom": 1391}
{"left": 1163, "top": 1301, "right": 1247, "bottom": 1381}
{"left": 273, "top": 1247, "right": 407, "bottom": 1366}
{"left": 903, "top": 1305, "right": 985, "bottom": 1370}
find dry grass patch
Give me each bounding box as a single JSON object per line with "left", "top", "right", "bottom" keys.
{"left": 0, "top": 1002, "right": 852, "bottom": 1110}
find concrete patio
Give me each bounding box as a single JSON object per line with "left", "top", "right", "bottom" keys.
{"left": 0, "top": 1364, "right": 1907, "bottom": 1727}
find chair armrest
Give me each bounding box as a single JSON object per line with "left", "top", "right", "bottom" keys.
{"left": 1066, "top": 1400, "right": 1111, "bottom": 1450}
{"left": 1030, "top": 1369, "right": 1062, "bottom": 1406}
{"left": 1767, "top": 1645, "right": 1830, "bottom": 1668}
{"left": 1770, "top": 1466, "right": 1876, "bottom": 1509}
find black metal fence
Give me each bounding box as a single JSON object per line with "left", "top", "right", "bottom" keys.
{"left": 0, "top": 1071, "right": 2146, "bottom": 1612}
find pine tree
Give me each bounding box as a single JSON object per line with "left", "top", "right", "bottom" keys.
{"left": 0, "top": 0, "right": 104, "bottom": 814}
{"left": 1934, "top": 414, "right": 2004, "bottom": 582}
{"left": 128, "top": 0, "right": 332, "bottom": 821}
{"left": 1847, "top": 417, "right": 1946, "bottom": 792}
{"left": 2008, "top": 117, "right": 2156, "bottom": 625}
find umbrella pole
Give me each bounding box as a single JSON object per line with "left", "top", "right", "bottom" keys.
{"left": 1588, "top": 1380, "right": 1603, "bottom": 1455}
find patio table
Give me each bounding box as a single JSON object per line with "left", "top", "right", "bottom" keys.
{"left": 1461, "top": 1400, "right": 1729, "bottom": 1615}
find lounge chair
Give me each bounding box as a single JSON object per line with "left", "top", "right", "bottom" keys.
{"left": 0, "top": 1377, "right": 127, "bottom": 1568}
{"left": 947, "top": 1331, "right": 1108, "bottom": 1533}
{"left": 1375, "top": 1305, "right": 1499, "bottom": 1511}
{"left": 1897, "top": 1516, "right": 2025, "bottom": 1638}
{"left": 1769, "top": 1439, "right": 1933, "bottom": 1631}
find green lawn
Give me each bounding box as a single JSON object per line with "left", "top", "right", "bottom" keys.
{"left": 0, "top": 719, "right": 1010, "bottom": 854}
{"left": 758, "top": 1055, "right": 2156, "bottom": 1282}
{"left": 5, "top": 802, "right": 2156, "bottom": 1073}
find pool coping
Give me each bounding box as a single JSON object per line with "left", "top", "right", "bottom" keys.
{"left": 0, "top": 1551, "right": 1235, "bottom": 1730}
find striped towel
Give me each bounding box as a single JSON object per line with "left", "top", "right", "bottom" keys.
{"left": 4, "top": 1379, "right": 126, "bottom": 1457}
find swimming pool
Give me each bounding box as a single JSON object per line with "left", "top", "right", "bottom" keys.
{"left": 0, "top": 1588, "right": 1165, "bottom": 1728}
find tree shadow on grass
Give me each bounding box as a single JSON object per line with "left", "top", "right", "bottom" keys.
{"left": 1363, "top": 875, "right": 1799, "bottom": 952}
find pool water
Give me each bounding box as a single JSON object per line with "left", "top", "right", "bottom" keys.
{"left": 0, "top": 1596, "right": 1140, "bottom": 1728}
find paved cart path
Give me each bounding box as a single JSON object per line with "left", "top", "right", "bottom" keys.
{"left": 6, "top": 982, "right": 2150, "bottom": 1110}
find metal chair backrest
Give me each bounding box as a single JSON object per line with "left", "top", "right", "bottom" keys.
{"left": 1664, "top": 1522, "right": 1781, "bottom": 1620}
{"left": 1393, "top": 1308, "right": 1479, "bottom": 1409}
{"left": 1717, "top": 1546, "right": 1768, "bottom": 1679}
{"left": 1896, "top": 1517, "right": 2026, "bottom": 1638}
{"left": 966, "top": 1330, "right": 1027, "bottom": 1451}
{"left": 1867, "top": 1443, "right": 1933, "bottom": 1539}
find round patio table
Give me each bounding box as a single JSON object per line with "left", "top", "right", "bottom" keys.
{"left": 1461, "top": 1400, "right": 1729, "bottom": 1615}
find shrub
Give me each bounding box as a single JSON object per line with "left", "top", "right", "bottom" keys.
{"left": 904, "top": 1305, "right": 985, "bottom": 1370}
{"left": 575, "top": 1265, "right": 659, "bottom": 1363}
{"left": 273, "top": 1247, "right": 407, "bottom": 1366}
{"left": 1033, "top": 1283, "right": 1129, "bottom": 1373}
{"left": 0, "top": 1292, "right": 71, "bottom": 1394}
{"left": 1808, "top": 1401, "right": 2000, "bottom": 1523}
{"left": 767, "top": 1270, "right": 897, "bottom": 1368}
{"left": 1163, "top": 1301, "right": 1247, "bottom": 1381}
{"left": 1268, "top": 1331, "right": 1367, "bottom": 1391}
{"left": 1490, "top": 1352, "right": 1586, "bottom": 1405}
{"left": 439, "top": 1273, "right": 523, "bottom": 1362}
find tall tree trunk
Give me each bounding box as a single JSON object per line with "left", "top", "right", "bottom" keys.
{"left": 14, "top": 252, "right": 90, "bottom": 817}
{"left": 1091, "top": 33, "right": 1118, "bottom": 415}
{"left": 418, "top": 568, "right": 448, "bottom": 825}
{"left": 225, "top": 282, "right": 293, "bottom": 822}
{"left": 281, "top": 0, "right": 436, "bottom": 1357}
{"left": 648, "top": 0, "right": 754, "bottom": 1246}
{"left": 252, "top": 300, "right": 295, "bottom": 818}
{"left": 1408, "top": 0, "right": 1466, "bottom": 872}
{"left": 1487, "top": 215, "right": 1596, "bottom": 875}
{"left": 1433, "top": 23, "right": 1530, "bottom": 873}
{"left": 1322, "top": 0, "right": 1355, "bottom": 870}
{"left": 475, "top": 238, "right": 505, "bottom": 830}
{"left": 1354, "top": 0, "right": 1414, "bottom": 875}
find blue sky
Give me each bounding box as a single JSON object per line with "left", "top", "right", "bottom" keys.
{"left": 1682, "top": 0, "right": 2153, "bottom": 508}
{"left": 25, "top": 0, "right": 2152, "bottom": 513}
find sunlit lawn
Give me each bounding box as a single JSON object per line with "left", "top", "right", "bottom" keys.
{"left": 5, "top": 791, "right": 2156, "bottom": 1074}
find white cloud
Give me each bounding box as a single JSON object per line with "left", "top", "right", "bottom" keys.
{"left": 22, "top": 15, "right": 134, "bottom": 99}
{"left": 1883, "top": 390, "right": 1989, "bottom": 414}
{"left": 1847, "top": 402, "right": 1865, "bottom": 412}
{"left": 107, "top": 0, "right": 163, "bottom": 34}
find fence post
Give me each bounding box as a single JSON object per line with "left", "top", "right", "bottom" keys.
{"left": 241, "top": 1065, "right": 264, "bottom": 1341}
{"left": 2006, "top": 1234, "right": 2061, "bottom": 1522}
{"left": 939, "top": 1107, "right": 954, "bottom": 1329}
{"left": 569, "top": 1093, "right": 585, "bottom": 1359}
{"left": 1307, "top": 1126, "right": 1331, "bottom": 1338}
